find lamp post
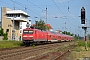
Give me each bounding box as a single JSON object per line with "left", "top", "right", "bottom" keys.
{"left": 64, "top": 22, "right": 66, "bottom": 35}
{"left": 46, "top": 7, "right": 48, "bottom": 30}
{"left": 42, "top": 7, "right": 48, "bottom": 30}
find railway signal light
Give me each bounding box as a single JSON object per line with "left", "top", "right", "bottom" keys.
{"left": 81, "top": 7, "right": 88, "bottom": 51}
{"left": 81, "top": 20, "right": 85, "bottom": 24}
{"left": 81, "top": 7, "right": 85, "bottom": 24}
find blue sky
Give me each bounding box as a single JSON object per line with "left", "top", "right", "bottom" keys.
{"left": 0, "top": 0, "right": 90, "bottom": 37}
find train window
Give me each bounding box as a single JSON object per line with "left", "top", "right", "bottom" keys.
{"left": 29, "top": 30, "right": 33, "bottom": 34}
{"left": 50, "top": 35, "right": 51, "bottom": 37}
{"left": 23, "top": 30, "right": 28, "bottom": 34}
{"left": 6, "top": 29, "right": 9, "bottom": 32}
{"left": 23, "top": 30, "right": 33, "bottom": 34}
{"left": 58, "top": 36, "right": 60, "bottom": 38}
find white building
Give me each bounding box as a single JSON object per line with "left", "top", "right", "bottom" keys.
{"left": 20, "top": 20, "right": 31, "bottom": 34}
{"left": 1, "top": 7, "right": 30, "bottom": 40}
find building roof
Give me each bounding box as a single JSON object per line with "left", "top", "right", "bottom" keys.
{"left": 45, "top": 24, "right": 53, "bottom": 29}
{"left": 6, "top": 10, "right": 30, "bottom": 17}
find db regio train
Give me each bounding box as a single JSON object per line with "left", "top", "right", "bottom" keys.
{"left": 22, "top": 27, "right": 74, "bottom": 46}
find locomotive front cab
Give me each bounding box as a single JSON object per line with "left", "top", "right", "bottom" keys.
{"left": 22, "top": 29, "right": 35, "bottom": 45}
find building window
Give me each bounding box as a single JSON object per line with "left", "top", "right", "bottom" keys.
{"left": 20, "top": 22, "right": 22, "bottom": 25}
{"left": 6, "top": 29, "right": 9, "bottom": 32}
{"left": 20, "top": 30, "right": 22, "bottom": 33}
{"left": 17, "top": 14, "right": 20, "bottom": 17}
{"left": 6, "top": 14, "right": 20, "bottom": 17}
{"left": 20, "top": 26, "right": 22, "bottom": 29}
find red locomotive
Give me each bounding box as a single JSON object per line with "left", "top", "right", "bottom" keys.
{"left": 22, "top": 27, "right": 74, "bottom": 46}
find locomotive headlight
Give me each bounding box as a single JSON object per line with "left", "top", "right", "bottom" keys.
{"left": 29, "top": 36, "right": 33, "bottom": 37}
{"left": 23, "top": 36, "right": 27, "bottom": 37}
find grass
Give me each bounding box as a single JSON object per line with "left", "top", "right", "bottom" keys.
{"left": 0, "top": 40, "right": 23, "bottom": 48}
{"left": 78, "top": 40, "right": 85, "bottom": 46}
{"left": 78, "top": 40, "right": 90, "bottom": 47}
{"left": 0, "top": 40, "right": 90, "bottom": 49}
{"left": 67, "top": 40, "right": 90, "bottom": 60}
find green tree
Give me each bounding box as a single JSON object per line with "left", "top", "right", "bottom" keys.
{"left": 62, "top": 31, "right": 74, "bottom": 36}
{"left": 71, "top": 33, "right": 74, "bottom": 36}
{"left": 3, "top": 32, "right": 8, "bottom": 40}
{"left": 38, "top": 19, "right": 46, "bottom": 30}
{"left": 35, "top": 20, "right": 39, "bottom": 28}
{"left": 67, "top": 32, "right": 70, "bottom": 35}
{"left": 62, "top": 31, "right": 66, "bottom": 34}
{"left": 34, "top": 19, "right": 49, "bottom": 30}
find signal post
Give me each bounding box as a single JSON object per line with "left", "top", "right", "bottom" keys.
{"left": 81, "top": 7, "right": 88, "bottom": 51}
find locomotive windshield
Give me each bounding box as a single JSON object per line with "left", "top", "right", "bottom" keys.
{"left": 23, "top": 30, "right": 33, "bottom": 34}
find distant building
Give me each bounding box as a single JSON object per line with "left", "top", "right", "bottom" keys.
{"left": 56, "top": 30, "right": 62, "bottom": 34}
{"left": 20, "top": 20, "right": 31, "bottom": 34}
{"left": 45, "top": 24, "right": 53, "bottom": 31}
{"left": 1, "top": 7, "right": 30, "bottom": 40}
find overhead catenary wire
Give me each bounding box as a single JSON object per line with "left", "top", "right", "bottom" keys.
{"left": 51, "top": 0, "right": 80, "bottom": 33}
{"left": 26, "top": 0, "right": 47, "bottom": 19}
{"left": 10, "top": 0, "right": 43, "bottom": 17}
{"left": 24, "top": 0, "right": 63, "bottom": 28}
{"left": 4, "top": 0, "right": 81, "bottom": 32}
{"left": 52, "top": 0, "right": 66, "bottom": 18}
{"left": 60, "top": 0, "right": 84, "bottom": 35}
{"left": 26, "top": 0, "right": 44, "bottom": 11}
{"left": 60, "top": 0, "right": 79, "bottom": 27}
{"left": 9, "top": 0, "right": 79, "bottom": 21}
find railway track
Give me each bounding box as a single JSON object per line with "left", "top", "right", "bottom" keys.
{"left": 0, "top": 41, "right": 77, "bottom": 60}
{"left": 30, "top": 42, "right": 77, "bottom": 60}
{"left": 54, "top": 44, "right": 77, "bottom": 60}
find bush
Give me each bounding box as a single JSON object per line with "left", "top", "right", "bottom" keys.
{"left": 3, "top": 32, "right": 8, "bottom": 40}
{"left": 0, "top": 27, "right": 4, "bottom": 36}
{"left": 0, "top": 27, "right": 8, "bottom": 40}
